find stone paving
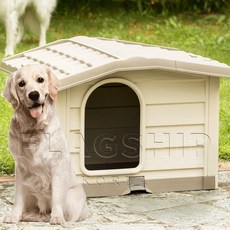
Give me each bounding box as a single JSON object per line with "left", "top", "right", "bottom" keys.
{"left": 1, "top": 172, "right": 230, "bottom": 229}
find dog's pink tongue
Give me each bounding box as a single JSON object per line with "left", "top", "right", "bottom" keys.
{"left": 30, "top": 106, "right": 42, "bottom": 118}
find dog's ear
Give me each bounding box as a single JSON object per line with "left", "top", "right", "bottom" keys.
{"left": 46, "top": 67, "right": 60, "bottom": 101}
{"left": 1, "top": 73, "right": 19, "bottom": 109}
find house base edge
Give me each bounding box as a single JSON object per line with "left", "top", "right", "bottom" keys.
{"left": 82, "top": 176, "right": 216, "bottom": 197}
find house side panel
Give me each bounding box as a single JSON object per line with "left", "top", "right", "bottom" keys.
{"left": 144, "top": 125, "right": 205, "bottom": 171}
{"left": 207, "top": 77, "right": 219, "bottom": 187}
{"left": 65, "top": 70, "right": 213, "bottom": 180}
{"left": 146, "top": 103, "right": 205, "bottom": 126}
{"left": 65, "top": 85, "right": 92, "bottom": 169}
{"left": 124, "top": 70, "right": 208, "bottom": 174}
{"left": 138, "top": 80, "right": 206, "bottom": 104}
{"left": 56, "top": 90, "right": 67, "bottom": 137}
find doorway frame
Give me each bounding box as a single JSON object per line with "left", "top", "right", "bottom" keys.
{"left": 80, "top": 78, "right": 146, "bottom": 176}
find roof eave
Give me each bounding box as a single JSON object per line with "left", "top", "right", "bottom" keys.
{"left": 58, "top": 57, "right": 230, "bottom": 91}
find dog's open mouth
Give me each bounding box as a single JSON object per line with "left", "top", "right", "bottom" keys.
{"left": 28, "top": 103, "right": 44, "bottom": 118}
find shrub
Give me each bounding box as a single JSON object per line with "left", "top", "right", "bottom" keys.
{"left": 57, "top": 0, "right": 230, "bottom": 15}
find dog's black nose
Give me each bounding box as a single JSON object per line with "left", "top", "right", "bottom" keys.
{"left": 28, "top": 91, "right": 40, "bottom": 101}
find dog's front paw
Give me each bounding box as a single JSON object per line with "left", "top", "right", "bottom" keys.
{"left": 50, "top": 216, "right": 65, "bottom": 225}
{"left": 4, "top": 48, "right": 14, "bottom": 57}
{"left": 3, "top": 214, "right": 20, "bottom": 224}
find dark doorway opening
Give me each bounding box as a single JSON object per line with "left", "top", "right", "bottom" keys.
{"left": 85, "top": 83, "right": 140, "bottom": 171}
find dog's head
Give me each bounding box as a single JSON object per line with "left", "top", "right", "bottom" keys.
{"left": 2, "top": 64, "right": 60, "bottom": 119}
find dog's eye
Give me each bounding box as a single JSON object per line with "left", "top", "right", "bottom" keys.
{"left": 37, "top": 77, "right": 44, "bottom": 83}
{"left": 18, "top": 80, "right": 26, "bottom": 88}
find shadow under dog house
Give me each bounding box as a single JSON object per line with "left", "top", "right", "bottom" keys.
{"left": 1, "top": 36, "right": 230, "bottom": 197}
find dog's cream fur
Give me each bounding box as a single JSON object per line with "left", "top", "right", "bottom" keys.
{"left": 2, "top": 64, "right": 88, "bottom": 224}
{"left": 0, "top": 0, "right": 57, "bottom": 56}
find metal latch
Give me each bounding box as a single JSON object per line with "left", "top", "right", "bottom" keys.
{"left": 129, "top": 176, "right": 145, "bottom": 192}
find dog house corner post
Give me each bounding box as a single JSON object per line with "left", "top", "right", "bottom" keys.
{"left": 207, "top": 76, "right": 220, "bottom": 189}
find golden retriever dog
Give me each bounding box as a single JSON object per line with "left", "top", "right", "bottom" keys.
{"left": 0, "top": 0, "right": 57, "bottom": 56}
{"left": 2, "top": 64, "right": 88, "bottom": 224}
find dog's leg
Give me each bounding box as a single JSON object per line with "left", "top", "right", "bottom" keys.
{"left": 38, "top": 11, "right": 50, "bottom": 47}
{"left": 4, "top": 11, "right": 18, "bottom": 56}
{"left": 50, "top": 164, "right": 66, "bottom": 225}
{"left": 33, "top": 0, "right": 55, "bottom": 47}
{"left": 39, "top": 23, "right": 47, "bottom": 47}
{"left": 4, "top": 169, "right": 24, "bottom": 223}
{"left": 64, "top": 184, "right": 88, "bottom": 222}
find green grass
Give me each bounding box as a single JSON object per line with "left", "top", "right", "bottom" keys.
{"left": 0, "top": 71, "right": 14, "bottom": 175}
{"left": 220, "top": 79, "right": 230, "bottom": 160}
{"left": 1, "top": 2, "right": 230, "bottom": 174}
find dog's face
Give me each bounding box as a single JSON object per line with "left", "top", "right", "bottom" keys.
{"left": 2, "top": 64, "right": 60, "bottom": 119}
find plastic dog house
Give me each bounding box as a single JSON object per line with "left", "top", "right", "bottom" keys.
{"left": 1, "top": 36, "right": 230, "bottom": 197}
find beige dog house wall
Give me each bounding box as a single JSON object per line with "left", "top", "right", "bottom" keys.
{"left": 2, "top": 36, "right": 230, "bottom": 197}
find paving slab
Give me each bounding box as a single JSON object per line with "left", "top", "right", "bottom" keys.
{"left": 0, "top": 172, "right": 230, "bottom": 229}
